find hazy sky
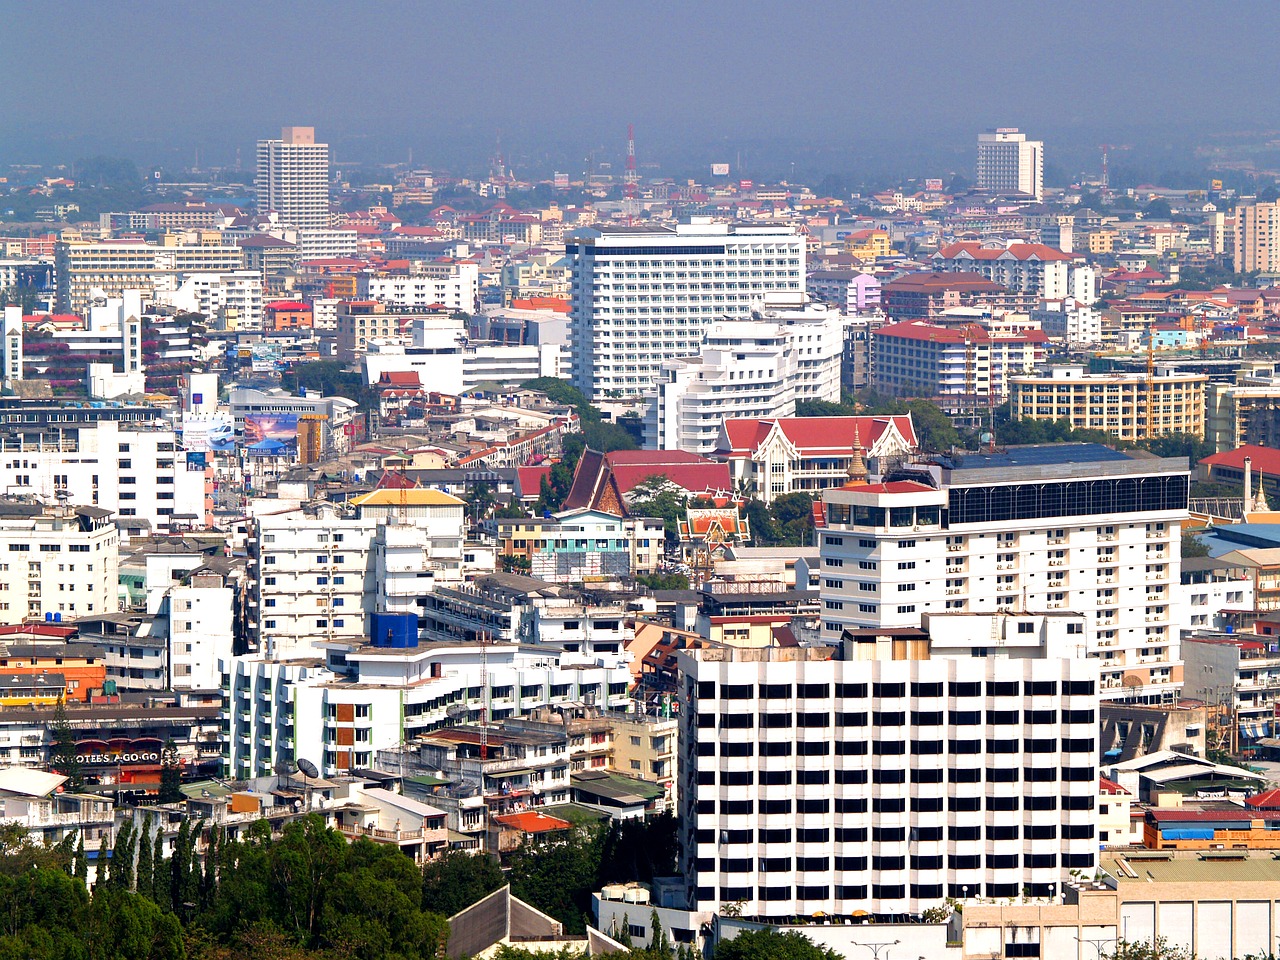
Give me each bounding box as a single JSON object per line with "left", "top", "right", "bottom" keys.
{"left": 5, "top": 0, "right": 1280, "bottom": 177}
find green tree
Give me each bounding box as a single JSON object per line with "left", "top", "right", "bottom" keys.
{"left": 769, "top": 492, "right": 815, "bottom": 546}
{"left": 1183, "top": 531, "right": 1211, "bottom": 558}
{"left": 635, "top": 571, "right": 690, "bottom": 591}
{"left": 507, "top": 827, "right": 603, "bottom": 934}
{"left": 1105, "top": 937, "right": 1193, "bottom": 960}
{"left": 136, "top": 816, "right": 153, "bottom": 901}
{"left": 628, "top": 477, "right": 689, "bottom": 543}
{"left": 74, "top": 832, "right": 87, "bottom": 884}
{"left": 420, "top": 849, "right": 505, "bottom": 917}
{"left": 714, "top": 928, "right": 844, "bottom": 960}
{"left": 111, "top": 819, "right": 136, "bottom": 892}
{"left": 49, "top": 697, "right": 83, "bottom": 792}
{"left": 158, "top": 740, "right": 183, "bottom": 804}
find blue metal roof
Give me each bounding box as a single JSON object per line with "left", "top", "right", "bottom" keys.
{"left": 949, "top": 443, "right": 1132, "bottom": 471}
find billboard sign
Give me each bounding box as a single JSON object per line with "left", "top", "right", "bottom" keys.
{"left": 711, "top": 163, "right": 730, "bottom": 177}
{"left": 925, "top": 178, "right": 944, "bottom": 192}
{"left": 244, "top": 414, "right": 299, "bottom": 455}
{"left": 181, "top": 412, "right": 235, "bottom": 453}
{"left": 76, "top": 737, "right": 165, "bottom": 767}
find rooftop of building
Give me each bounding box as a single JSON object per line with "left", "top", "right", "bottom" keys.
{"left": 942, "top": 442, "right": 1135, "bottom": 471}
{"left": 1102, "top": 851, "right": 1280, "bottom": 884}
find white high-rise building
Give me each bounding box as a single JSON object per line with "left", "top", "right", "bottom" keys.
{"left": 255, "top": 126, "right": 331, "bottom": 230}
{"left": 1, "top": 305, "right": 22, "bottom": 385}
{"left": 976, "top": 128, "right": 1044, "bottom": 202}
{"left": 568, "top": 219, "right": 805, "bottom": 402}
{"left": 818, "top": 444, "right": 1189, "bottom": 700}
{"left": 645, "top": 298, "right": 844, "bottom": 455}
{"left": 159, "top": 271, "right": 265, "bottom": 330}
{"left": 678, "top": 631, "right": 1100, "bottom": 919}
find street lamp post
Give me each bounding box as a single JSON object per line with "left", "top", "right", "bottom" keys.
{"left": 1076, "top": 935, "right": 1116, "bottom": 960}
{"left": 857, "top": 940, "right": 901, "bottom": 960}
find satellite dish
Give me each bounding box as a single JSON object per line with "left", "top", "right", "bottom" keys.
{"left": 296, "top": 758, "right": 320, "bottom": 779}
{"left": 274, "top": 759, "right": 297, "bottom": 777}
{"left": 446, "top": 703, "right": 466, "bottom": 721}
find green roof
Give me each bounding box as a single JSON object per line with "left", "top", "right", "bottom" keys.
{"left": 541, "top": 803, "right": 609, "bottom": 827}
{"left": 1104, "top": 853, "right": 1280, "bottom": 884}
{"left": 570, "top": 770, "right": 665, "bottom": 803}
{"left": 407, "top": 774, "right": 449, "bottom": 787}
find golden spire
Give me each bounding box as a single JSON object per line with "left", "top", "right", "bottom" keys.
{"left": 845, "top": 422, "right": 869, "bottom": 485}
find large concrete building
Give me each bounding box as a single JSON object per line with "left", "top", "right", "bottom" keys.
{"left": 567, "top": 220, "right": 805, "bottom": 402}
{"left": 1234, "top": 201, "right": 1280, "bottom": 274}
{"left": 55, "top": 239, "right": 245, "bottom": 314}
{"left": 0, "top": 504, "right": 119, "bottom": 624}
{"left": 976, "top": 128, "right": 1044, "bottom": 202}
{"left": 1009, "top": 365, "right": 1208, "bottom": 441}
{"left": 872, "top": 320, "right": 1047, "bottom": 400}
{"left": 255, "top": 126, "right": 331, "bottom": 230}
{"left": 678, "top": 630, "right": 1099, "bottom": 919}
{"left": 817, "top": 444, "right": 1189, "bottom": 700}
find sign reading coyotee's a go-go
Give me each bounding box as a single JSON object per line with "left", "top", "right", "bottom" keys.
{"left": 75, "top": 737, "right": 165, "bottom": 766}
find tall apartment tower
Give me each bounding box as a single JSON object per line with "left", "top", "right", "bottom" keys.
{"left": 976, "top": 128, "right": 1044, "bottom": 202}
{"left": 678, "top": 631, "right": 1099, "bottom": 919}
{"left": 1, "top": 305, "right": 22, "bottom": 386}
{"left": 255, "top": 126, "right": 331, "bottom": 229}
{"left": 567, "top": 219, "right": 805, "bottom": 403}
{"left": 818, "top": 444, "right": 1189, "bottom": 701}
{"left": 1233, "top": 201, "right": 1280, "bottom": 273}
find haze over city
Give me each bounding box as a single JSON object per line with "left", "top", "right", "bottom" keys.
{"left": 7, "top": 0, "right": 1280, "bottom": 182}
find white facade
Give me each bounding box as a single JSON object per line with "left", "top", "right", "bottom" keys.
{"left": 645, "top": 295, "right": 843, "bottom": 454}
{"left": 250, "top": 508, "right": 379, "bottom": 659}
{"left": 255, "top": 126, "right": 331, "bottom": 230}
{"left": 159, "top": 271, "right": 264, "bottom": 330}
{"left": 0, "top": 421, "right": 207, "bottom": 533}
{"left": 976, "top": 128, "right": 1044, "bottom": 201}
{"left": 223, "top": 641, "right": 635, "bottom": 780}
{"left": 678, "top": 643, "right": 1099, "bottom": 919}
{"left": 362, "top": 337, "right": 565, "bottom": 394}
{"left": 156, "top": 574, "right": 234, "bottom": 690}
{"left": 361, "top": 261, "right": 480, "bottom": 314}
{"left": 818, "top": 446, "right": 1189, "bottom": 700}
{"left": 56, "top": 241, "right": 245, "bottom": 314}
{"left": 0, "top": 508, "right": 119, "bottom": 623}
{"left": 568, "top": 220, "right": 805, "bottom": 402}
{"left": 1, "top": 305, "right": 22, "bottom": 386}
{"left": 1034, "top": 300, "right": 1102, "bottom": 346}
{"left": 646, "top": 321, "right": 796, "bottom": 455}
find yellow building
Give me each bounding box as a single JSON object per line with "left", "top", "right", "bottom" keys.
{"left": 843, "top": 229, "right": 893, "bottom": 261}
{"left": 1009, "top": 365, "right": 1207, "bottom": 440}
{"left": 1086, "top": 229, "right": 1117, "bottom": 254}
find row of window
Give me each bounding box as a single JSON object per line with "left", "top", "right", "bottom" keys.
{"left": 697, "top": 794, "right": 1095, "bottom": 815}
{"left": 697, "top": 876, "right": 1088, "bottom": 903}
{"left": 696, "top": 680, "right": 1091, "bottom": 699}
{"left": 698, "top": 762, "right": 1093, "bottom": 785}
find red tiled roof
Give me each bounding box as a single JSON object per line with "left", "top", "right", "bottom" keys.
{"left": 719, "top": 416, "right": 917, "bottom": 458}
{"left": 876, "top": 320, "right": 1048, "bottom": 345}
{"left": 936, "top": 242, "right": 1074, "bottom": 262}
{"left": 1247, "top": 788, "right": 1280, "bottom": 809}
{"left": 493, "top": 811, "right": 571, "bottom": 833}
{"left": 1100, "top": 776, "right": 1130, "bottom": 795}
{"left": 1200, "top": 445, "right": 1280, "bottom": 477}
{"left": 516, "top": 465, "right": 552, "bottom": 498}
{"left": 379, "top": 371, "right": 422, "bottom": 387}
{"left": 848, "top": 480, "right": 936, "bottom": 494}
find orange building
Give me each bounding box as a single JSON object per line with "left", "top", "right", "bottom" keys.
{"left": 265, "top": 301, "right": 313, "bottom": 331}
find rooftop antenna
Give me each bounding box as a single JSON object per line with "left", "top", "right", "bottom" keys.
{"left": 624, "top": 124, "right": 639, "bottom": 225}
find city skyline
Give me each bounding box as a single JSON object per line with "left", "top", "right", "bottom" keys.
{"left": 5, "top": 1, "right": 1280, "bottom": 179}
